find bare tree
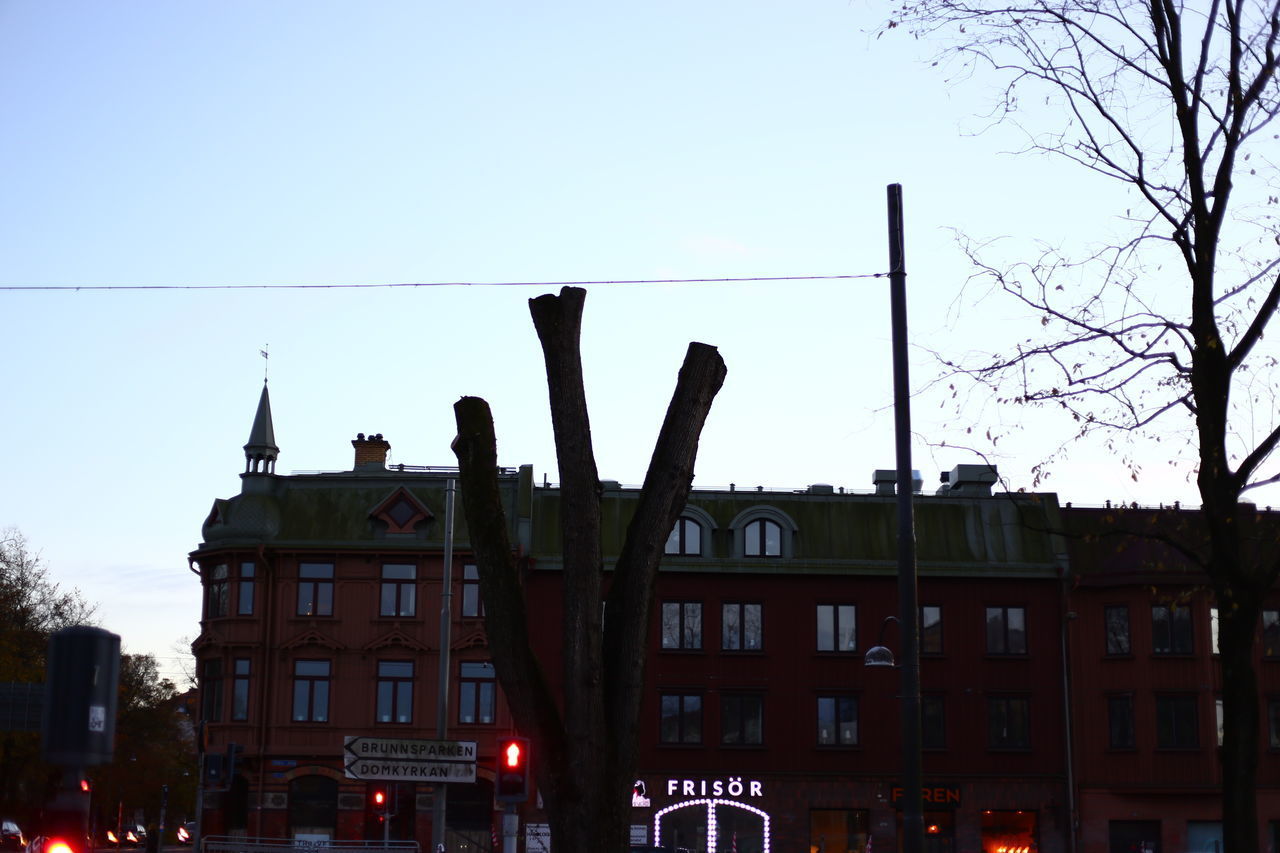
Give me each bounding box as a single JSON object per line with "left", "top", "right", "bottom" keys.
{"left": 885, "top": 1, "right": 1279, "bottom": 848}
{"left": 452, "top": 287, "right": 726, "bottom": 853}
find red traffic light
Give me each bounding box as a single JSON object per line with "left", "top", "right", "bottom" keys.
{"left": 373, "top": 790, "right": 386, "bottom": 807}
{"left": 46, "top": 839, "right": 76, "bottom": 853}
{"left": 495, "top": 736, "right": 530, "bottom": 803}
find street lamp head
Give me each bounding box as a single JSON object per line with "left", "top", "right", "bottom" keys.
{"left": 864, "top": 644, "right": 896, "bottom": 667}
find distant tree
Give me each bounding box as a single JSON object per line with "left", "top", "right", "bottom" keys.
{"left": 453, "top": 287, "right": 726, "bottom": 853}
{"left": 0, "top": 529, "right": 97, "bottom": 821}
{"left": 90, "top": 654, "right": 196, "bottom": 837}
{"left": 884, "top": 1, "right": 1280, "bottom": 848}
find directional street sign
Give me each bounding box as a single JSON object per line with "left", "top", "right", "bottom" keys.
{"left": 343, "top": 736, "right": 478, "bottom": 783}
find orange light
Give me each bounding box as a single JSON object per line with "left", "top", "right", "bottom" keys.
{"left": 106, "top": 832, "right": 118, "bottom": 844}
{"left": 79, "top": 779, "right": 91, "bottom": 793}
{"left": 46, "top": 839, "right": 74, "bottom": 853}
{"left": 504, "top": 741, "right": 523, "bottom": 768}
{"left": 927, "top": 825, "right": 940, "bottom": 835}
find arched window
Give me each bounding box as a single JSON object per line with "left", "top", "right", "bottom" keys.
{"left": 743, "top": 518, "right": 782, "bottom": 557}
{"left": 665, "top": 517, "right": 702, "bottom": 556}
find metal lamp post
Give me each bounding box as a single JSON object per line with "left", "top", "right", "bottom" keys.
{"left": 885, "top": 183, "right": 923, "bottom": 853}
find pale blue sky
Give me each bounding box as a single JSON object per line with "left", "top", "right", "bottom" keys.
{"left": 0, "top": 1, "right": 1207, "bottom": 681}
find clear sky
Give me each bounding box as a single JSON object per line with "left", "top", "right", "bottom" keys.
{"left": 0, "top": 1, "right": 1228, "bottom": 683}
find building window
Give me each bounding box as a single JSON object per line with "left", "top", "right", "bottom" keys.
{"left": 1104, "top": 605, "right": 1130, "bottom": 655}
{"left": 660, "top": 693, "right": 702, "bottom": 744}
{"left": 662, "top": 602, "right": 703, "bottom": 650}
{"left": 1152, "top": 604, "right": 1193, "bottom": 655}
{"left": 231, "top": 658, "right": 250, "bottom": 721}
{"left": 1269, "top": 699, "right": 1280, "bottom": 748}
{"left": 1108, "top": 694, "right": 1135, "bottom": 749}
{"left": 1155, "top": 694, "right": 1199, "bottom": 748}
{"left": 207, "top": 564, "right": 229, "bottom": 619}
{"left": 721, "top": 694, "right": 764, "bottom": 745}
{"left": 987, "top": 696, "right": 1030, "bottom": 749}
{"left": 237, "top": 563, "right": 256, "bottom": 616}
{"left": 1265, "top": 610, "right": 1280, "bottom": 658}
{"left": 1216, "top": 697, "right": 1224, "bottom": 746}
{"left": 292, "top": 660, "right": 331, "bottom": 722}
{"left": 380, "top": 564, "right": 416, "bottom": 618}
{"left": 817, "top": 604, "right": 857, "bottom": 652}
{"left": 817, "top": 696, "right": 858, "bottom": 746}
{"left": 665, "top": 518, "right": 702, "bottom": 556}
{"left": 921, "top": 606, "right": 943, "bottom": 655}
{"left": 722, "top": 602, "right": 763, "bottom": 651}
{"left": 985, "top": 606, "right": 1027, "bottom": 655}
{"left": 743, "top": 518, "right": 782, "bottom": 557}
{"left": 298, "top": 563, "right": 334, "bottom": 617}
{"left": 376, "top": 661, "right": 414, "bottom": 724}
{"left": 458, "top": 662, "right": 495, "bottom": 724}
{"left": 201, "top": 659, "right": 223, "bottom": 722}
{"left": 462, "top": 564, "right": 483, "bottom": 618}
{"left": 922, "top": 695, "right": 945, "bottom": 749}
{"left": 1211, "top": 607, "right": 1220, "bottom": 655}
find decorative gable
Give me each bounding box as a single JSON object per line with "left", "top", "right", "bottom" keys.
{"left": 363, "top": 629, "right": 430, "bottom": 653}
{"left": 281, "top": 629, "right": 344, "bottom": 651}
{"left": 453, "top": 627, "right": 488, "bottom": 651}
{"left": 370, "top": 487, "right": 433, "bottom": 534}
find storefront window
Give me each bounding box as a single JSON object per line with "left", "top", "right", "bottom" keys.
{"left": 981, "top": 810, "right": 1037, "bottom": 853}
{"left": 809, "top": 809, "right": 868, "bottom": 853}
{"left": 1108, "top": 820, "right": 1159, "bottom": 853}
{"left": 1185, "top": 822, "right": 1222, "bottom": 853}
{"left": 923, "top": 812, "right": 956, "bottom": 853}
{"left": 655, "top": 799, "right": 770, "bottom": 853}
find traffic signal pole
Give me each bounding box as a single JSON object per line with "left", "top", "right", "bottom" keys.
{"left": 502, "top": 806, "right": 517, "bottom": 853}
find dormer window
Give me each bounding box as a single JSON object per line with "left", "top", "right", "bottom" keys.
{"left": 729, "top": 507, "right": 796, "bottom": 558}
{"left": 744, "top": 518, "right": 782, "bottom": 557}
{"left": 370, "top": 487, "right": 433, "bottom": 535}
{"left": 665, "top": 518, "right": 702, "bottom": 556}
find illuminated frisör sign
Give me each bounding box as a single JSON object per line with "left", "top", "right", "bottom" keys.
{"left": 655, "top": 779, "right": 770, "bottom": 853}
{"left": 665, "top": 778, "right": 763, "bottom": 798}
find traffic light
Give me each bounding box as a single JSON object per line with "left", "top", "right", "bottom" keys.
{"left": 44, "top": 838, "right": 79, "bottom": 853}
{"left": 371, "top": 788, "right": 388, "bottom": 817}
{"left": 494, "top": 737, "right": 530, "bottom": 803}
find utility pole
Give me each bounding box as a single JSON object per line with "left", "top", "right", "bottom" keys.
{"left": 888, "top": 183, "right": 923, "bottom": 853}
{"left": 432, "top": 481, "right": 457, "bottom": 853}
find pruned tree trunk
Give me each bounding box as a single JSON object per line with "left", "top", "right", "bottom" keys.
{"left": 452, "top": 286, "right": 726, "bottom": 853}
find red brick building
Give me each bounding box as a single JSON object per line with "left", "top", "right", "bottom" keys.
{"left": 191, "top": 385, "right": 1280, "bottom": 853}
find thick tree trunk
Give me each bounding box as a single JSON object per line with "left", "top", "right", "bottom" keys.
{"left": 453, "top": 286, "right": 725, "bottom": 853}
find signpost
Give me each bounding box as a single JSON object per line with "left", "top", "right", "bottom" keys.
{"left": 343, "top": 736, "right": 477, "bottom": 782}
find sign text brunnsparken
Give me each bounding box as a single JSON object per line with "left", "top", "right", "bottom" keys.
{"left": 344, "top": 737, "right": 476, "bottom": 760}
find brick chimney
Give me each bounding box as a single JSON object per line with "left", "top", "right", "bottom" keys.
{"left": 352, "top": 433, "right": 391, "bottom": 470}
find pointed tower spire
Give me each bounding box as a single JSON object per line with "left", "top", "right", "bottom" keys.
{"left": 244, "top": 381, "right": 280, "bottom": 474}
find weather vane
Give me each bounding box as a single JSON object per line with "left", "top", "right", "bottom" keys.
{"left": 260, "top": 344, "right": 269, "bottom": 382}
